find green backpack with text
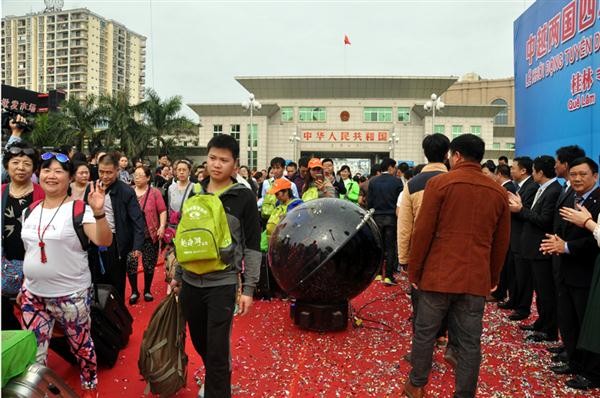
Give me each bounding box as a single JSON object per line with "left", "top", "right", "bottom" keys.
{"left": 174, "top": 184, "right": 235, "bottom": 275}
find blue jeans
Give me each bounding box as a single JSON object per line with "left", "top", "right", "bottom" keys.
{"left": 409, "top": 291, "right": 485, "bottom": 398}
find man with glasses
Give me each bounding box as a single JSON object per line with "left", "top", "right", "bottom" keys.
{"left": 89, "top": 152, "right": 145, "bottom": 303}
{"left": 540, "top": 157, "right": 600, "bottom": 386}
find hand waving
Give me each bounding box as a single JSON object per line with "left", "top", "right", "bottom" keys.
{"left": 87, "top": 180, "right": 106, "bottom": 214}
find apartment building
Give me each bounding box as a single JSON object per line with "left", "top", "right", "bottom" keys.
{"left": 1, "top": 8, "right": 146, "bottom": 104}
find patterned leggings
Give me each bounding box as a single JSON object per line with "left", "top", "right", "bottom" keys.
{"left": 126, "top": 238, "right": 159, "bottom": 275}
{"left": 20, "top": 287, "right": 97, "bottom": 389}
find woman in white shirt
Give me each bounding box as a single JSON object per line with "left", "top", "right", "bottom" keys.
{"left": 17, "top": 152, "right": 112, "bottom": 398}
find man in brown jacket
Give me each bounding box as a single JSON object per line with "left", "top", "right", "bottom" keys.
{"left": 404, "top": 134, "right": 510, "bottom": 398}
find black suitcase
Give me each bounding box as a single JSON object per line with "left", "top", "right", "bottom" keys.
{"left": 50, "top": 284, "right": 133, "bottom": 368}
{"left": 255, "top": 253, "right": 277, "bottom": 299}
{"left": 2, "top": 362, "right": 79, "bottom": 397}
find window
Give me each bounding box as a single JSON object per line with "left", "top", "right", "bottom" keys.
{"left": 433, "top": 125, "right": 445, "bottom": 134}
{"left": 492, "top": 142, "right": 500, "bottom": 150}
{"left": 299, "top": 107, "right": 326, "bottom": 122}
{"left": 281, "top": 107, "right": 294, "bottom": 122}
{"left": 213, "top": 124, "right": 222, "bottom": 137}
{"left": 470, "top": 125, "right": 481, "bottom": 136}
{"left": 451, "top": 125, "right": 463, "bottom": 139}
{"left": 247, "top": 124, "right": 258, "bottom": 147}
{"left": 230, "top": 124, "right": 240, "bottom": 142}
{"left": 505, "top": 142, "right": 515, "bottom": 150}
{"left": 364, "top": 107, "right": 392, "bottom": 122}
{"left": 247, "top": 150, "right": 257, "bottom": 171}
{"left": 492, "top": 99, "right": 508, "bottom": 125}
{"left": 397, "top": 107, "right": 410, "bottom": 122}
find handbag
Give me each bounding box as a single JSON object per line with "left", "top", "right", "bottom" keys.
{"left": 2, "top": 257, "right": 24, "bottom": 296}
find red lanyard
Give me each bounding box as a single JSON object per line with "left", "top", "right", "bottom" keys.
{"left": 37, "top": 196, "right": 69, "bottom": 264}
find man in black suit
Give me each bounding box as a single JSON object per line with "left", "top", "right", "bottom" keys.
{"left": 490, "top": 164, "right": 517, "bottom": 303}
{"left": 547, "top": 145, "right": 586, "bottom": 355}
{"left": 504, "top": 157, "right": 539, "bottom": 320}
{"left": 541, "top": 157, "right": 600, "bottom": 384}
{"left": 508, "top": 156, "right": 562, "bottom": 341}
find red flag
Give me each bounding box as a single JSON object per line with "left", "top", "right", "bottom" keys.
{"left": 344, "top": 34, "right": 351, "bottom": 45}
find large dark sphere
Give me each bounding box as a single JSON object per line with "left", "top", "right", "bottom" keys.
{"left": 268, "top": 198, "right": 383, "bottom": 303}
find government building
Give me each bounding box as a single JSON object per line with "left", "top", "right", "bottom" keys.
{"left": 189, "top": 74, "right": 515, "bottom": 174}
{"left": 1, "top": 6, "right": 146, "bottom": 104}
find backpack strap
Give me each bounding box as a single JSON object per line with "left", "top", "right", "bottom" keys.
{"left": 1, "top": 184, "right": 10, "bottom": 234}
{"left": 24, "top": 199, "right": 44, "bottom": 220}
{"left": 72, "top": 199, "right": 90, "bottom": 251}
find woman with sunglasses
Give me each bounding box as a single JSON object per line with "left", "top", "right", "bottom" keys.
{"left": 127, "top": 165, "right": 167, "bottom": 304}
{"left": 301, "top": 158, "right": 336, "bottom": 201}
{"left": 17, "top": 152, "right": 112, "bottom": 398}
{"left": 1, "top": 142, "right": 44, "bottom": 331}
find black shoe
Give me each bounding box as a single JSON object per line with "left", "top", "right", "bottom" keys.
{"left": 497, "top": 301, "right": 514, "bottom": 310}
{"left": 144, "top": 292, "right": 154, "bottom": 302}
{"left": 566, "top": 375, "right": 599, "bottom": 390}
{"left": 547, "top": 345, "right": 565, "bottom": 354}
{"left": 519, "top": 324, "right": 537, "bottom": 331}
{"left": 550, "top": 364, "right": 575, "bottom": 375}
{"left": 129, "top": 292, "right": 140, "bottom": 305}
{"left": 551, "top": 351, "right": 569, "bottom": 363}
{"left": 508, "top": 311, "right": 529, "bottom": 321}
{"left": 526, "top": 332, "right": 558, "bottom": 342}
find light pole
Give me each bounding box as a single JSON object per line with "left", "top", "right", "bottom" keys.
{"left": 242, "top": 93, "right": 261, "bottom": 169}
{"left": 289, "top": 127, "right": 300, "bottom": 161}
{"left": 423, "top": 93, "right": 445, "bottom": 134}
{"left": 388, "top": 131, "right": 399, "bottom": 158}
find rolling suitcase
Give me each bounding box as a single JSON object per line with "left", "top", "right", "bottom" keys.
{"left": 254, "top": 253, "right": 274, "bottom": 299}
{"left": 2, "top": 363, "right": 79, "bottom": 398}
{"left": 50, "top": 284, "right": 133, "bottom": 368}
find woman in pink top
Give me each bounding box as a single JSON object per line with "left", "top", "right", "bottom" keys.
{"left": 127, "top": 165, "right": 167, "bottom": 304}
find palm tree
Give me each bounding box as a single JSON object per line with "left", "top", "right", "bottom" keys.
{"left": 142, "top": 88, "right": 196, "bottom": 159}
{"left": 98, "top": 90, "right": 145, "bottom": 158}
{"left": 59, "top": 94, "right": 104, "bottom": 151}
{"left": 30, "top": 112, "right": 75, "bottom": 148}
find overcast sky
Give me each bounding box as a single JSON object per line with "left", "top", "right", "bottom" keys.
{"left": 3, "top": 0, "right": 536, "bottom": 120}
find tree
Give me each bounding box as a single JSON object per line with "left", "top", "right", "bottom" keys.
{"left": 59, "top": 94, "right": 104, "bottom": 151}
{"left": 29, "top": 112, "right": 75, "bottom": 149}
{"left": 141, "top": 88, "right": 196, "bottom": 159}
{"left": 98, "top": 90, "right": 145, "bottom": 159}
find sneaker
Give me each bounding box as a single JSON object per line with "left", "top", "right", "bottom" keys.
{"left": 129, "top": 292, "right": 139, "bottom": 305}
{"left": 197, "top": 383, "right": 205, "bottom": 398}
{"left": 81, "top": 388, "right": 99, "bottom": 398}
{"left": 383, "top": 277, "right": 396, "bottom": 286}
{"left": 144, "top": 292, "right": 154, "bottom": 302}
{"left": 375, "top": 275, "right": 383, "bottom": 281}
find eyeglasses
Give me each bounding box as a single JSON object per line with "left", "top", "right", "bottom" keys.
{"left": 41, "top": 152, "right": 70, "bottom": 163}
{"left": 5, "top": 146, "right": 35, "bottom": 156}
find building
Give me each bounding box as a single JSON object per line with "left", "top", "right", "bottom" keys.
{"left": 444, "top": 72, "right": 515, "bottom": 158}
{"left": 189, "top": 75, "right": 515, "bottom": 173}
{"left": 1, "top": 7, "right": 146, "bottom": 104}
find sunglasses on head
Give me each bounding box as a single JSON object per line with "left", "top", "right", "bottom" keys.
{"left": 6, "top": 146, "right": 35, "bottom": 156}
{"left": 41, "top": 152, "right": 70, "bottom": 163}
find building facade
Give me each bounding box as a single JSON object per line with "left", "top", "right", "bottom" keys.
{"left": 190, "top": 75, "right": 515, "bottom": 173}
{"left": 1, "top": 8, "right": 146, "bottom": 104}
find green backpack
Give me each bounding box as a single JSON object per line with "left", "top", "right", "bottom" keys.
{"left": 174, "top": 184, "right": 235, "bottom": 275}
{"left": 261, "top": 180, "right": 278, "bottom": 219}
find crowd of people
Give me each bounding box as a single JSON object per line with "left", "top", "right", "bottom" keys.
{"left": 2, "top": 113, "right": 599, "bottom": 398}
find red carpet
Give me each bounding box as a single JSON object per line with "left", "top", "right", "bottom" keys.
{"left": 48, "top": 267, "right": 599, "bottom": 397}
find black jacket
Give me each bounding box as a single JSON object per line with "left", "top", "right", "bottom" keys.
{"left": 519, "top": 180, "right": 562, "bottom": 260}
{"left": 88, "top": 179, "right": 145, "bottom": 257}
{"left": 502, "top": 180, "right": 517, "bottom": 194}
{"left": 555, "top": 186, "right": 600, "bottom": 288}
{"left": 367, "top": 173, "right": 404, "bottom": 216}
{"left": 510, "top": 176, "right": 538, "bottom": 254}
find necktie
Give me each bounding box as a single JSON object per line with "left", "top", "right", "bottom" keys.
{"left": 574, "top": 196, "right": 584, "bottom": 208}
{"left": 532, "top": 187, "right": 543, "bottom": 208}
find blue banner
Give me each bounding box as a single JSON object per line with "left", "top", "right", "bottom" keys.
{"left": 514, "top": 0, "right": 599, "bottom": 163}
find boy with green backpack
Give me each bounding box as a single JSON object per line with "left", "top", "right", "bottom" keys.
{"left": 170, "top": 134, "right": 261, "bottom": 398}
